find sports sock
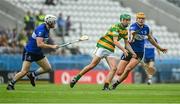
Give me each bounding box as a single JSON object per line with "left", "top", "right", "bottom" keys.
{"left": 76, "top": 74, "right": 82, "bottom": 81}
{"left": 114, "top": 80, "right": 120, "bottom": 85}
{"left": 148, "top": 75, "right": 152, "bottom": 79}
{"left": 10, "top": 79, "right": 16, "bottom": 86}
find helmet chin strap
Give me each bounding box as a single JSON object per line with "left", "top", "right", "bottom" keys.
{"left": 46, "top": 22, "right": 55, "bottom": 28}
{"left": 44, "top": 23, "right": 50, "bottom": 29}
{"left": 120, "top": 19, "right": 129, "bottom": 28}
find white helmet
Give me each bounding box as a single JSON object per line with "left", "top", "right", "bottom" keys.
{"left": 44, "top": 14, "right": 57, "bottom": 25}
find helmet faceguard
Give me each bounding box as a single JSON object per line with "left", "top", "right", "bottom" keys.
{"left": 44, "top": 15, "right": 57, "bottom": 28}
{"left": 120, "top": 14, "right": 131, "bottom": 27}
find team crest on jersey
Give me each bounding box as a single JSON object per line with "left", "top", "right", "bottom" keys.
{"left": 141, "top": 30, "right": 148, "bottom": 35}
{"left": 38, "top": 32, "right": 43, "bottom": 36}
{"left": 134, "top": 34, "right": 146, "bottom": 40}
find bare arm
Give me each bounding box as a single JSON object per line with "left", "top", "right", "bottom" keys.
{"left": 129, "top": 31, "right": 136, "bottom": 43}
{"left": 124, "top": 40, "right": 135, "bottom": 55}
{"left": 36, "top": 37, "right": 59, "bottom": 49}
{"left": 113, "top": 36, "right": 128, "bottom": 57}
{"left": 147, "top": 34, "right": 161, "bottom": 50}
{"left": 154, "top": 37, "right": 161, "bottom": 57}
{"left": 157, "top": 49, "right": 160, "bottom": 56}
{"left": 127, "top": 31, "right": 138, "bottom": 58}
{"left": 129, "top": 26, "right": 143, "bottom": 43}
{"left": 113, "top": 36, "right": 126, "bottom": 51}
{"left": 156, "top": 48, "right": 161, "bottom": 61}
{"left": 147, "top": 34, "right": 167, "bottom": 53}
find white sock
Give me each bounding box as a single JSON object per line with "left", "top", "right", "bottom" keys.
{"left": 148, "top": 75, "right": 152, "bottom": 79}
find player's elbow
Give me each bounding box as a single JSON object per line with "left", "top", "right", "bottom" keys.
{"left": 113, "top": 41, "right": 119, "bottom": 46}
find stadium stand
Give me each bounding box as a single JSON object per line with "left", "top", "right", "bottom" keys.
{"left": 1, "top": 0, "right": 180, "bottom": 83}
{"left": 4, "top": 0, "right": 180, "bottom": 58}
{"left": 167, "top": 0, "right": 180, "bottom": 7}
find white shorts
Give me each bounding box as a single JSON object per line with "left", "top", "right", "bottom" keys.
{"left": 93, "top": 47, "right": 115, "bottom": 58}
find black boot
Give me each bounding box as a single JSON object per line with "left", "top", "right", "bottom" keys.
{"left": 27, "top": 72, "right": 36, "bottom": 87}
{"left": 102, "top": 83, "right": 110, "bottom": 91}
{"left": 7, "top": 83, "right": 15, "bottom": 90}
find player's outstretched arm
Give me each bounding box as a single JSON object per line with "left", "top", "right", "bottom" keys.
{"left": 36, "top": 37, "right": 59, "bottom": 49}
{"left": 124, "top": 40, "right": 137, "bottom": 58}
{"left": 147, "top": 34, "right": 167, "bottom": 53}
{"left": 113, "top": 36, "right": 128, "bottom": 57}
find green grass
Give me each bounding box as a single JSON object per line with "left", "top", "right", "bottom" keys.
{"left": 0, "top": 83, "right": 180, "bottom": 103}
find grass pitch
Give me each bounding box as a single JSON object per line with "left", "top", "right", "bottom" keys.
{"left": 0, "top": 83, "right": 180, "bottom": 103}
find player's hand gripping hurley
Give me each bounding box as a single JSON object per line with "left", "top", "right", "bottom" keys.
{"left": 59, "top": 35, "right": 89, "bottom": 47}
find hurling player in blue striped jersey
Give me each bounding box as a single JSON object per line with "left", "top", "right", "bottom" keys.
{"left": 7, "top": 15, "right": 59, "bottom": 90}
{"left": 111, "top": 12, "right": 167, "bottom": 90}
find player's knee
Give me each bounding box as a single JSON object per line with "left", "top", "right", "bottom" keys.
{"left": 44, "top": 66, "right": 52, "bottom": 72}
{"left": 150, "top": 66, "right": 156, "bottom": 70}
{"left": 20, "top": 70, "right": 28, "bottom": 75}
{"left": 117, "top": 71, "right": 123, "bottom": 76}
{"left": 46, "top": 68, "right": 52, "bottom": 72}
{"left": 149, "top": 67, "right": 156, "bottom": 73}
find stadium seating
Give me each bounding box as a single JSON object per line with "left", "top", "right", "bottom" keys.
{"left": 4, "top": 0, "right": 180, "bottom": 59}
{"left": 167, "top": 0, "right": 180, "bottom": 7}
{"left": 2, "top": 0, "right": 180, "bottom": 83}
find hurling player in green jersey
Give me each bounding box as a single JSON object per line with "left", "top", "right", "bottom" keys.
{"left": 70, "top": 14, "right": 136, "bottom": 90}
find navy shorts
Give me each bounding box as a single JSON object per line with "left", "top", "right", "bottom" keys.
{"left": 121, "top": 52, "right": 144, "bottom": 61}
{"left": 144, "top": 57, "right": 155, "bottom": 63}
{"left": 22, "top": 49, "right": 45, "bottom": 62}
